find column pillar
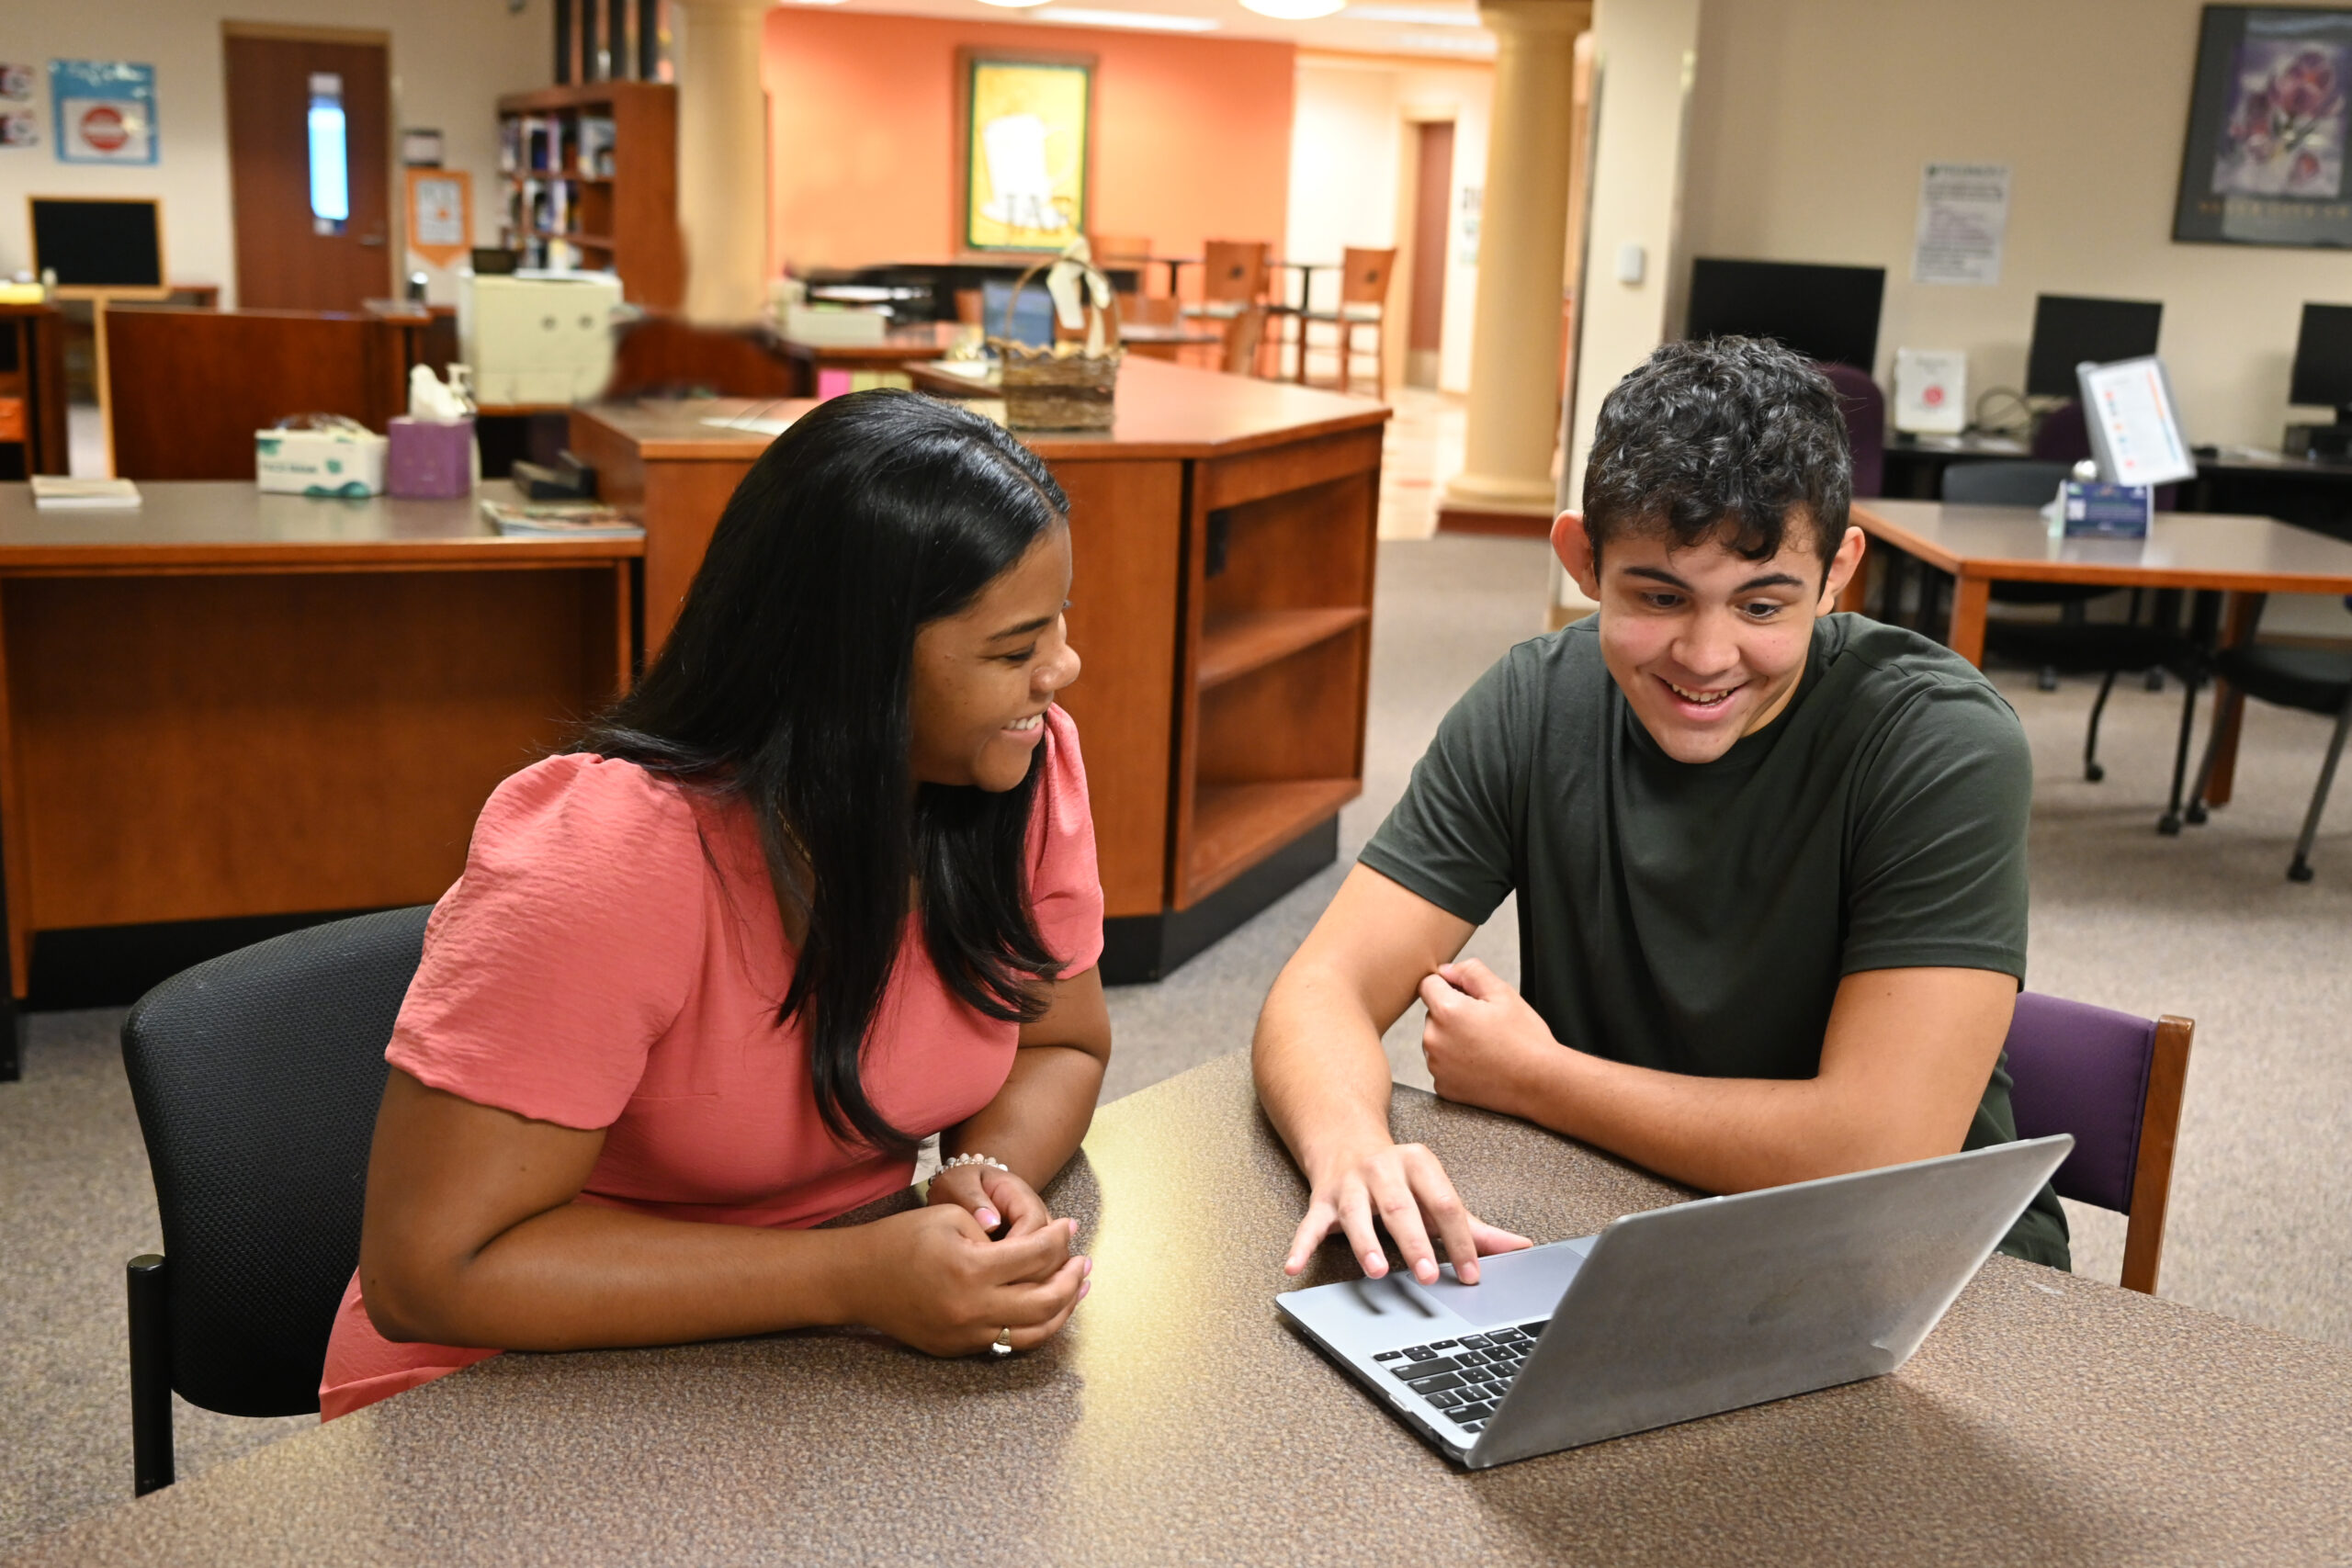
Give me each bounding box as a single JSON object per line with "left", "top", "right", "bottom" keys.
{"left": 1438, "top": 0, "right": 1586, "bottom": 534}
{"left": 673, "top": 0, "right": 768, "bottom": 323}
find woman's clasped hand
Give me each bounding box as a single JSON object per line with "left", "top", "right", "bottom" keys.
{"left": 856, "top": 1171, "right": 1092, "bottom": 1356}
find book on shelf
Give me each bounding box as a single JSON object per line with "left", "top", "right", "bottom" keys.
{"left": 480, "top": 497, "right": 643, "bottom": 538}
{"left": 29, "top": 476, "right": 141, "bottom": 510}
{"left": 576, "top": 116, "right": 616, "bottom": 177}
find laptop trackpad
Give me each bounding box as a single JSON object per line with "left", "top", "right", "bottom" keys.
{"left": 1407, "top": 1236, "right": 1594, "bottom": 1328}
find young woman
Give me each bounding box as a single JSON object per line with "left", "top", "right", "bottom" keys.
{"left": 321, "top": 390, "right": 1105, "bottom": 1418}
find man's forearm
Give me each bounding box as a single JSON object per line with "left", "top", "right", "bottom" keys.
{"left": 1252, "top": 963, "right": 1397, "bottom": 1179}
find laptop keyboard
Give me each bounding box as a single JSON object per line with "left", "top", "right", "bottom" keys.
{"left": 1372, "top": 1321, "right": 1549, "bottom": 1434}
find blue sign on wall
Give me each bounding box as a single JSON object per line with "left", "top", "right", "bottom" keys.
{"left": 52, "top": 61, "right": 157, "bottom": 165}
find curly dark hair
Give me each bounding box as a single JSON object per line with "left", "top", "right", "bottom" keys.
{"left": 1580, "top": 335, "right": 1852, "bottom": 570}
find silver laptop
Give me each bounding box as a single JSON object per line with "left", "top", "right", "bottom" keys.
{"left": 1277, "top": 1134, "right": 2072, "bottom": 1468}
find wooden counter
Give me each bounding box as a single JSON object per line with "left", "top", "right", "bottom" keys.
{"left": 0, "top": 483, "right": 640, "bottom": 1078}
{"left": 571, "top": 359, "right": 1391, "bottom": 980}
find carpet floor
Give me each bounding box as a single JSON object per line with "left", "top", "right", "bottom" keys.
{"left": 4, "top": 535, "right": 2345, "bottom": 1551}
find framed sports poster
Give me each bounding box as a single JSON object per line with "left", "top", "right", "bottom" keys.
{"left": 2176, "top": 6, "right": 2352, "bottom": 246}
{"left": 958, "top": 52, "right": 1093, "bottom": 254}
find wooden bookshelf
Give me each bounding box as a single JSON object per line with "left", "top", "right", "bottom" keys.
{"left": 1198, "top": 606, "right": 1368, "bottom": 689}
{"left": 0, "top": 304, "right": 69, "bottom": 479}
{"left": 495, "top": 82, "right": 683, "bottom": 311}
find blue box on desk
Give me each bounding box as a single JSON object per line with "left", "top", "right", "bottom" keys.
{"left": 2060, "top": 480, "right": 2151, "bottom": 539}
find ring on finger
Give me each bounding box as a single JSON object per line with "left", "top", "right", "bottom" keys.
{"left": 990, "top": 1326, "right": 1014, "bottom": 1357}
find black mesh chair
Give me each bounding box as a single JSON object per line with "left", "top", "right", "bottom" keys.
{"left": 2184, "top": 596, "right": 2352, "bottom": 882}
{"left": 120, "top": 906, "right": 430, "bottom": 1495}
{"left": 1937, "top": 460, "right": 2204, "bottom": 807}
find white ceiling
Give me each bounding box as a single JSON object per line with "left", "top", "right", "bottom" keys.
{"left": 775, "top": 0, "right": 1499, "bottom": 62}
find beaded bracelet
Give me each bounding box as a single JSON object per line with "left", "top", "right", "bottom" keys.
{"left": 937, "top": 1152, "right": 1011, "bottom": 1177}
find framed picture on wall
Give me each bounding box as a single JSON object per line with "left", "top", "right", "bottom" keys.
{"left": 2176, "top": 6, "right": 2352, "bottom": 246}
{"left": 958, "top": 51, "right": 1095, "bottom": 254}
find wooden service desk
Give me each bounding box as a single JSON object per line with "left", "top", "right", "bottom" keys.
{"left": 0, "top": 483, "right": 639, "bottom": 1079}
{"left": 19, "top": 1054, "right": 2352, "bottom": 1567}
{"left": 571, "top": 358, "right": 1393, "bottom": 981}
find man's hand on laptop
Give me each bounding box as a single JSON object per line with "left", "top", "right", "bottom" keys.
{"left": 1418, "top": 959, "right": 1561, "bottom": 1119}
{"left": 1283, "top": 1137, "right": 1531, "bottom": 1286}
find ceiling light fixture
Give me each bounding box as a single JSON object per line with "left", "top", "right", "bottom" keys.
{"left": 1346, "top": 4, "right": 1477, "bottom": 23}
{"left": 1239, "top": 0, "right": 1348, "bottom": 17}
{"left": 1035, "top": 6, "right": 1222, "bottom": 28}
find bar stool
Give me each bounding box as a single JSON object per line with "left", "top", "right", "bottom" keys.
{"left": 1292, "top": 247, "right": 1396, "bottom": 394}
{"left": 1182, "top": 240, "right": 1272, "bottom": 376}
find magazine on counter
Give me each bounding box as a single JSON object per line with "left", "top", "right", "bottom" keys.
{"left": 479, "top": 496, "right": 645, "bottom": 538}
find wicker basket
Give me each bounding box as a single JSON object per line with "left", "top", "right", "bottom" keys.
{"left": 989, "top": 256, "right": 1125, "bottom": 432}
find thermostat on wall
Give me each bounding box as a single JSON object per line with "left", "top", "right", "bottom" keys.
{"left": 1894, "top": 348, "right": 1968, "bottom": 435}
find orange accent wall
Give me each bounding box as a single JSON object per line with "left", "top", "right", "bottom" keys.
{"left": 764, "top": 10, "right": 1295, "bottom": 274}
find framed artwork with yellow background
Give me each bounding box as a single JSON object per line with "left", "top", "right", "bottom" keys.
{"left": 958, "top": 51, "right": 1095, "bottom": 254}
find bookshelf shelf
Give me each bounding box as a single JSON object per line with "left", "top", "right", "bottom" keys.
{"left": 495, "top": 82, "right": 681, "bottom": 310}
{"left": 1197, "top": 606, "right": 1367, "bottom": 690}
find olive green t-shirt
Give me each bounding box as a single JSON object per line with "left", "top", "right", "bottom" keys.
{"left": 1361, "top": 612, "right": 2067, "bottom": 1267}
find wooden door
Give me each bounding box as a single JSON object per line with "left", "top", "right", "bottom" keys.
{"left": 223, "top": 27, "right": 393, "bottom": 311}
{"left": 1406, "top": 120, "right": 1453, "bottom": 389}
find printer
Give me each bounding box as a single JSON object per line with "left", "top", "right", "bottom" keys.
{"left": 458, "top": 270, "right": 626, "bottom": 407}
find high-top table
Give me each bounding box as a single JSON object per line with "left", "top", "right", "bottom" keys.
{"left": 0, "top": 482, "right": 639, "bottom": 1078}
{"left": 17, "top": 1053, "right": 2351, "bottom": 1566}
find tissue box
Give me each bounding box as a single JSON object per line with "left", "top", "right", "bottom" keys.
{"left": 255, "top": 428, "right": 389, "bottom": 497}
{"left": 388, "top": 417, "right": 475, "bottom": 499}
{"left": 2060, "top": 480, "right": 2152, "bottom": 539}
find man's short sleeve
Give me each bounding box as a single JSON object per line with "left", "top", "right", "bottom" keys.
{"left": 1842, "top": 680, "right": 2032, "bottom": 981}
{"left": 1359, "top": 649, "right": 1523, "bottom": 927}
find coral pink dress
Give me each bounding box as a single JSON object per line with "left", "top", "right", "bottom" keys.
{"left": 319, "top": 706, "right": 1102, "bottom": 1419}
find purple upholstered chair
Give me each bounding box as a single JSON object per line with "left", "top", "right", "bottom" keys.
{"left": 1815, "top": 361, "right": 1884, "bottom": 499}
{"left": 2000, "top": 993, "right": 2194, "bottom": 1295}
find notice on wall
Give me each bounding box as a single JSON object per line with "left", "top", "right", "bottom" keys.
{"left": 1457, "top": 184, "right": 1482, "bottom": 267}
{"left": 52, "top": 61, "right": 157, "bottom": 165}
{"left": 1912, "top": 163, "right": 2009, "bottom": 286}
{"left": 0, "top": 63, "right": 41, "bottom": 150}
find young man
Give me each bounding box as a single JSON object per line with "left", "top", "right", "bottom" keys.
{"left": 1253, "top": 336, "right": 2064, "bottom": 1290}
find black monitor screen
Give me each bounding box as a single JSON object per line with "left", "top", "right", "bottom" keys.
{"left": 2290, "top": 303, "right": 2352, "bottom": 410}
{"left": 29, "top": 197, "right": 164, "bottom": 289}
{"left": 1683, "top": 259, "right": 1885, "bottom": 371}
{"left": 2025, "top": 295, "right": 2162, "bottom": 398}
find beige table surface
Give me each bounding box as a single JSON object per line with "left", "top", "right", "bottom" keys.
{"left": 17, "top": 1054, "right": 2352, "bottom": 1566}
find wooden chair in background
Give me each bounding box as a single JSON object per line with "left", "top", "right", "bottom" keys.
{"left": 1292, "top": 247, "right": 1396, "bottom": 395}
{"left": 1182, "top": 240, "right": 1272, "bottom": 377}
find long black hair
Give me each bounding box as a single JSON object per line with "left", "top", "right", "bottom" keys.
{"left": 582, "top": 389, "right": 1072, "bottom": 1151}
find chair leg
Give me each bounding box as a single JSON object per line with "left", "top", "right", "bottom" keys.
{"left": 2157, "top": 673, "right": 2203, "bottom": 835}
{"left": 2039, "top": 664, "right": 2061, "bottom": 692}
{"left": 129, "top": 1253, "right": 174, "bottom": 1495}
{"left": 2084, "top": 669, "right": 2120, "bottom": 782}
{"left": 2287, "top": 696, "right": 2352, "bottom": 883}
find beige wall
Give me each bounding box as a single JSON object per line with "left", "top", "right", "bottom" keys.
{"left": 0, "top": 0, "right": 548, "bottom": 307}
{"left": 1681, "top": 0, "right": 2352, "bottom": 452}
{"left": 1288, "top": 54, "right": 1493, "bottom": 394}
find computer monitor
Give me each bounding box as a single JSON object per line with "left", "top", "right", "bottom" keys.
{"left": 28, "top": 197, "right": 165, "bottom": 297}
{"left": 1683, "top": 259, "right": 1885, "bottom": 371}
{"left": 2289, "top": 303, "right": 2352, "bottom": 421}
{"left": 2025, "top": 295, "right": 2161, "bottom": 399}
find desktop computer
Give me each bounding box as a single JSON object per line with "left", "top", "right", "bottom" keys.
{"left": 1683, "top": 259, "right": 1884, "bottom": 371}
{"left": 2284, "top": 302, "right": 2352, "bottom": 462}
{"left": 2025, "top": 295, "right": 2163, "bottom": 399}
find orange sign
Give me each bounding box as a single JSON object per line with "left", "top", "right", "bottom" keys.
{"left": 405, "top": 167, "right": 472, "bottom": 270}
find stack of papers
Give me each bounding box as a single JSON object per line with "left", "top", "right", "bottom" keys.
{"left": 479, "top": 496, "right": 643, "bottom": 538}
{"left": 29, "top": 477, "right": 141, "bottom": 510}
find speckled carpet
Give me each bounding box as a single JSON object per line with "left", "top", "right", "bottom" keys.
{"left": 4, "top": 536, "right": 2346, "bottom": 1551}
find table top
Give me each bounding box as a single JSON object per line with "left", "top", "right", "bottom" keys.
{"left": 582, "top": 356, "right": 1388, "bottom": 464}
{"left": 0, "top": 481, "right": 644, "bottom": 571}
{"left": 767, "top": 321, "right": 971, "bottom": 363}
{"left": 1853, "top": 499, "right": 2352, "bottom": 593}
{"left": 18, "top": 1053, "right": 2351, "bottom": 1567}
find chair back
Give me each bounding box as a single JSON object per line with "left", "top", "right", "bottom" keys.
{"left": 1940, "top": 458, "right": 2074, "bottom": 508}
{"left": 2001, "top": 992, "right": 2193, "bottom": 1294}
{"left": 1340, "top": 247, "right": 1397, "bottom": 309}
{"left": 1220, "top": 304, "right": 1269, "bottom": 377}
{"left": 1088, "top": 233, "right": 1152, "bottom": 263}
{"left": 1815, "top": 361, "right": 1885, "bottom": 499}
{"left": 120, "top": 906, "right": 433, "bottom": 1416}
{"left": 1199, "top": 240, "right": 1271, "bottom": 305}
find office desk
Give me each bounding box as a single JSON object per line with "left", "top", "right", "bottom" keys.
{"left": 0, "top": 483, "right": 639, "bottom": 1078}
{"left": 18, "top": 1053, "right": 2352, "bottom": 1567}
{"left": 570, "top": 359, "right": 1390, "bottom": 980}
{"left": 1844, "top": 500, "right": 2352, "bottom": 812}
